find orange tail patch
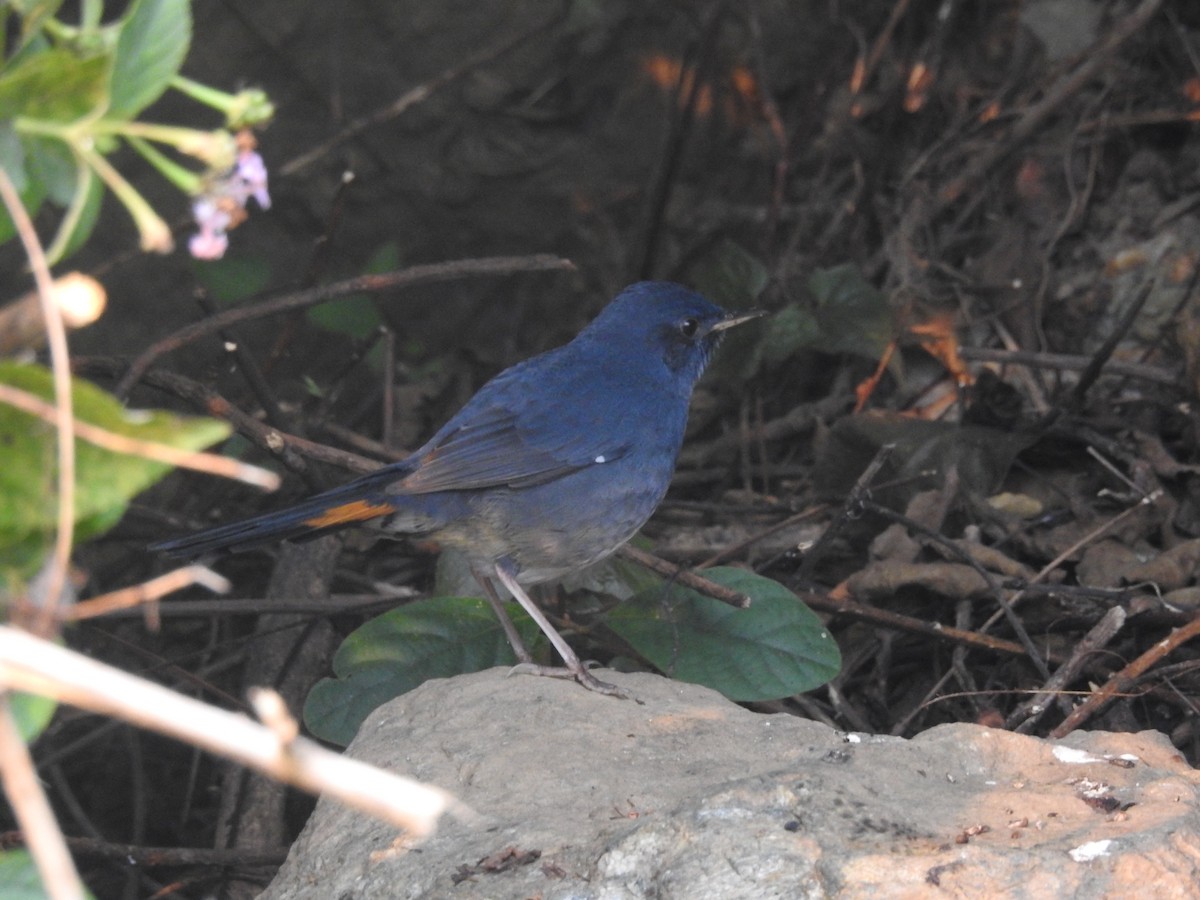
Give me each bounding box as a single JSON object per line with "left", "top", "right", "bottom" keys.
{"left": 303, "top": 499, "right": 395, "bottom": 529}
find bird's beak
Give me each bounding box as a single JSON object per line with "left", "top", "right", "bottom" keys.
{"left": 710, "top": 309, "right": 767, "bottom": 333}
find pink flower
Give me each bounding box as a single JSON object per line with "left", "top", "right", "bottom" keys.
{"left": 187, "top": 148, "right": 269, "bottom": 260}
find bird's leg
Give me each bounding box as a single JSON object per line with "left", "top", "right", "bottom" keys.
{"left": 490, "top": 563, "right": 625, "bottom": 698}
{"left": 470, "top": 567, "right": 533, "bottom": 664}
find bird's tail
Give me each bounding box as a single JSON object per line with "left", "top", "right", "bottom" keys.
{"left": 151, "top": 467, "right": 407, "bottom": 558}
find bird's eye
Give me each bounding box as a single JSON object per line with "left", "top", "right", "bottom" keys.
{"left": 678, "top": 317, "right": 700, "bottom": 338}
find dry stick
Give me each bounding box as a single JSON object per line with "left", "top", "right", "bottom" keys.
{"left": 1049, "top": 614, "right": 1200, "bottom": 739}
{"left": 115, "top": 254, "right": 575, "bottom": 396}
{"left": 636, "top": 2, "right": 727, "bottom": 279}
{"left": 77, "top": 359, "right": 381, "bottom": 477}
{"left": 957, "top": 347, "right": 1178, "bottom": 386}
{"left": 859, "top": 499, "right": 1052, "bottom": 681}
{"left": 0, "top": 167, "right": 74, "bottom": 636}
{"left": 67, "top": 566, "right": 231, "bottom": 622}
{"left": 617, "top": 545, "right": 750, "bottom": 609}
{"left": 1068, "top": 279, "right": 1155, "bottom": 410}
{"left": 798, "top": 443, "right": 895, "bottom": 584}
{"left": 802, "top": 590, "right": 1068, "bottom": 666}
{"left": 1009, "top": 605, "right": 1127, "bottom": 733}
{"left": 280, "top": 17, "right": 556, "bottom": 178}
{"left": 0, "top": 383, "right": 281, "bottom": 490}
{"left": 935, "top": 0, "right": 1163, "bottom": 216}
{"left": 0, "top": 832, "right": 288, "bottom": 869}
{"left": 0, "top": 626, "right": 462, "bottom": 837}
{"left": 0, "top": 696, "right": 86, "bottom": 900}
{"left": 697, "top": 503, "right": 827, "bottom": 570}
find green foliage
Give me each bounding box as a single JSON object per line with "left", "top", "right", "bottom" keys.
{"left": 303, "top": 596, "right": 540, "bottom": 745}
{"left": 605, "top": 567, "right": 841, "bottom": 701}
{"left": 10, "top": 691, "right": 56, "bottom": 743}
{"left": 307, "top": 242, "right": 400, "bottom": 342}
{"left": 0, "top": 361, "right": 231, "bottom": 583}
{"left": 193, "top": 253, "right": 273, "bottom": 304}
{"left": 0, "top": 0, "right": 272, "bottom": 261}
{"left": 0, "top": 849, "right": 94, "bottom": 900}
{"left": 304, "top": 566, "right": 841, "bottom": 745}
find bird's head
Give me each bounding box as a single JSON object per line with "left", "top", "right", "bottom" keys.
{"left": 581, "top": 281, "right": 764, "bottom": 384}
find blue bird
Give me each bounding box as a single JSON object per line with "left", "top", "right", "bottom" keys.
{"left": 153, "top": 281, "right": 763, "bottom": 695}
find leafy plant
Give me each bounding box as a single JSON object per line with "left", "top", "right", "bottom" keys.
{"left": 304, "top": 568, "right": 841, "bottom": 746}
{"left": 0, "top": 0, "right": 274, "bottom": 261}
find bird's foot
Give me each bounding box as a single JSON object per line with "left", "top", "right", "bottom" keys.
{"left": 507, "top": 661, "right": 628, "bottom": 698}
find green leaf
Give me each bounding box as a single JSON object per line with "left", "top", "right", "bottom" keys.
{"left": 0, "top": 47, "right": 111, "bottom": 121}
{"left": 304, "top": 597, "right": 539, "bottom": 745}
{"left": 807, "top": 263, "right": 894, "bottom": 360}
{"left": 306, "top": 295, "right": 381, "bottom": 340}
{"left": 686, "top": 239, "right": 770, "bottom": 309}
{"left": 193, "top": 254, "right": 272, "bottom": 304}
{"left": 0, "top": 849, "right": 95, "bottom": 900}
{"left": 109, "top": 0, "right": 192, "bottom": 117}
{"left": 10, "top": 691, "right": 56, "bottom": 742}
{"left": 45, "top": 163, "right": 104, "bottom": 263}
{"left": 23, "top": 135, "right": 78, "bottom": 205}
{"left": 0, "top": 362, "right": 231, "bottom": 581}
{"left": 7, "top": 2, "right": 65, "bottom": 57}
{"left": 605, "top": 567, "right": 841, "bottom": 701}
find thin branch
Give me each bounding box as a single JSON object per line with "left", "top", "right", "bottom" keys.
{"left": 617, "top": 544, "right": 751, "bottom": 609}
{"left": 0, "top": 695, "right": 87, "bottom": 900}
{"left": 116, "top": 254, "right": 575, "bottom": 395}
{"left": 0, "top": 626, "right": 466, "bottom": 838}
{"left": 0, "top": 165, "right": 75, "bottom": 635}
{"left": 0, "top": 382, "right": 281, "bottom": 491}
{"left": 67, "top": 566, "right": 231, "bottom": 622}
{"left": 1049, "top": 614, "right": 1200, "bottom": 738}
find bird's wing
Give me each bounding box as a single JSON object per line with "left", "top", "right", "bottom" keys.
{"left": 395, "top": 400, "right": 632, "bottom": 495}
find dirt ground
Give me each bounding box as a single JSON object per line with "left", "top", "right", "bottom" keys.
{"left": 6, "top": 1, "right": 1200, "bottom": 897}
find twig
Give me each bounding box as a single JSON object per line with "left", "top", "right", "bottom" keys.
{"left": 67, "top": 566, "right": 231, "bottom": 622}
{"left": 1049, "top": 614, "right": 1200, "bottom": 738}
{"left": 859, "top": 499, "right": 1052, "bottom": 681}
{"left": 804, "top": 590, "right": 1068, "bottom": 665}
{"left": 697, "top": 503, "right": 827, "bottom": 569}
{"left": 617, "top": 545, "right": 750, "bottom": 609}
{"left": 0, "top": 695, "right": 87, "bottom": 900}
{"left": 116, "top": 255, "right": 575, "bottom": 396}
{"left": 0, "top": 165, "right": 74, "bottom": 635}
{"left": 935, "top": 0, "right": 1164, "bottom": 215}
{"left": 1069, "top": 279, "right": 1155, "bottom": 410}
{"left": 0, "top": 382, "right": 281, "bottom": 490}
{"left": 957, "top": 346, "right": 1178, "bottom": 386}
{"left": 798, "top": 443, "right": 895, "bottom": 583}
{"left": 75, "top": 359, "right": 381, "bottom": 476}
{"left": 0, "top": 626, "right": 464, "bottom": 837}
{"left": 1009, "top": 605, "right": 1127, "bottom": 733}
{"left": 280, "top": 17, "right": 557, "bottom": 177}
{"left": 0, "top": 831, "right": 288, "bottom": 869}
{"left": 636, "top": 2, "right": 727, "bottom": 279}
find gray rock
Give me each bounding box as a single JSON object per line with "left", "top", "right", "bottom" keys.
{"left": 263, "top": 669, "right": 1200, "bottom": 899}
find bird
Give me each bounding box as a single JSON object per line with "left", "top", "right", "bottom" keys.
{"left": 153, "top": 281, "right": 763, "bottom": 696}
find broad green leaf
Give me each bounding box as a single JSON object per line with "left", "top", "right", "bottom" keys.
{"left": 7, "top": 1, "right": 65, "bottom": 56}
{"left": 807, "top": 263, "right": 894, "bottom": 360}
{"left": 686, "top": 238, "right": 770, "bottom": 309}
{"left": 0, "top": 362, "right": 231, "bottom": 580}
{"left": 193, "top": 254, "right": 272, "bottom": 304}
{"left": 306, "top": 294, "right": 381, "bottom": 340}
{"left": 45, "top": 163, "right": 104, "bottom": 263}
{"left": 24, "top": 135, "right": 78, "bottom": 205}
{"left": 0, "top": 47, "right": 111, "bottom": 121}
{"left": 304, "top": 597, "right": 539, "bottom": 745}
{"left": 109, "top": 0, "right": 192, "bottom": 117}
{"left": 605, "top": 567, "right": 841, "bottom": 701}
{"left": 0, "top": 849, "right": 94, "bottom": 900}
{"left": 10, "top": 691, "right": 56, "bottom": 742}
{"left": 306, "top": 242, "right": 398, "bottom": 340}
{"left": 0, "top": 127, "right": 45, "bottom": 246}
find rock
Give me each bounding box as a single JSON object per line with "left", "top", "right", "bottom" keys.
{"left": 262, "top": 669, "right": 1200, "bottom": 899}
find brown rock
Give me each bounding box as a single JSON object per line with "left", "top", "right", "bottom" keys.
{"left": 263, "top": 669, "right": 1200, "bottom": 899}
